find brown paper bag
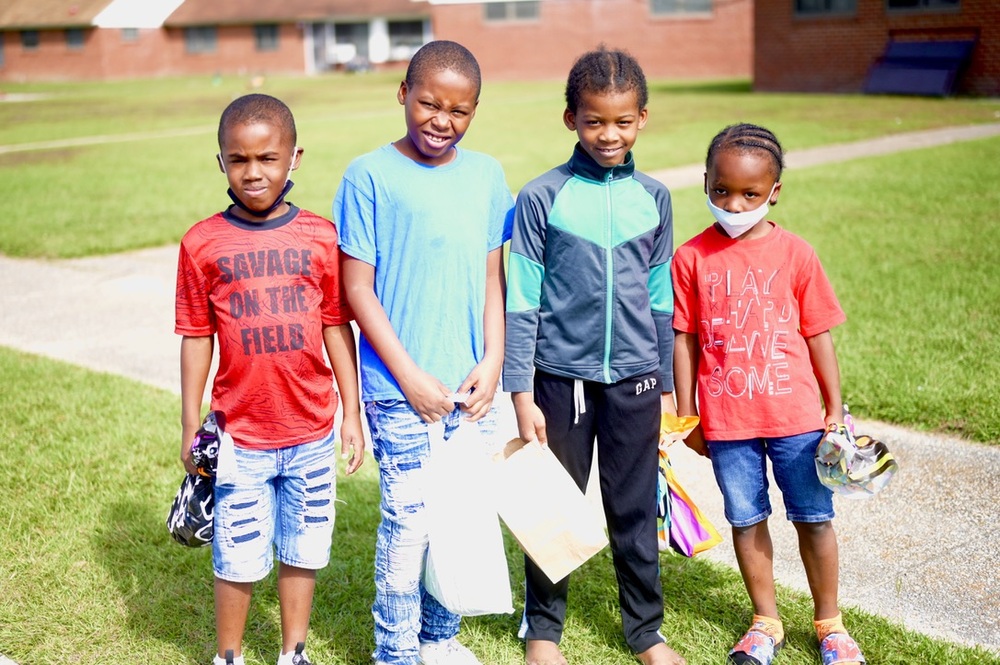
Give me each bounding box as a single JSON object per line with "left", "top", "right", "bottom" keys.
{"left": 493, "top": 438, "right": 609, "bottom": 583}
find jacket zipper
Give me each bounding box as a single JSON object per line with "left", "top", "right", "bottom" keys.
{"left": 602, "top": 173, "right": 613, "bottom": 384}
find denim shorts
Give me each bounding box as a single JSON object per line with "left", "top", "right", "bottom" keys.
{"left": 707, "top": 430, "right": 834, "bottom": 528}
{"left": 212, "top": 430, "right": 337, "bottom": 582}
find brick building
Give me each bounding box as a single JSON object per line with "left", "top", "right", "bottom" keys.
{"left": 0, "top": 0, "right": 752, "bottom": 83}
{"left": 0, "top": 0, "right": 431, "bottom": 82}
{"left": 754, "top": 0, "right": 999, "bottom": 96}
{"left": 427, "top": 0, "right": 752, "bottom": 81}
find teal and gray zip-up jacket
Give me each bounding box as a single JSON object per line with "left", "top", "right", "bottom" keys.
{"left": 503, "top": 144, "right": 675, "bottom": 394}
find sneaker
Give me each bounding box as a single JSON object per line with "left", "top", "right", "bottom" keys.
{"left": 291, "top": 642, "right": 313, "bottom": 665}
{"left": 419, "top": 638, "right": 483, "bottom": 665}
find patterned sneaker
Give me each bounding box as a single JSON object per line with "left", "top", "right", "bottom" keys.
{"left": 728, "top": 623, "right": 784, "bottom": 665}
{"left": 419, "top": 638, "right": 483, "bottom": 665}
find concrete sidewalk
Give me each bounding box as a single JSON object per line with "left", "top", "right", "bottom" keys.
{"left": 1, "top": 124, "right": 999, "bottom": 655}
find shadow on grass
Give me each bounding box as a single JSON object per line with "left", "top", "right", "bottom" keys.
{"left": 93, "top": 469, "right": 382, "bottom": 665}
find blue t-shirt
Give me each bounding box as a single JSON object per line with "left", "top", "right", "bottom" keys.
{"left": 334, "top": 144, "right": 514, "bottom": 402}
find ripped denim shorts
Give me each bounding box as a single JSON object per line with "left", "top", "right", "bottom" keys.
{"left": 212, "top": 430, "right": 337, "bottom": 582}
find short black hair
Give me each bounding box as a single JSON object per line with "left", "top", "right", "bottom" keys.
{"left": 217, "top": 93, "right": 296, "bottom": 149}
{"left": 706, "top": 123, "right": 785, "bottom": 180}
{"left": 405, "top": 40, "right": 482, "bottom": 98}
{"left": 565, "top": 46, "right": 648, "bottom": 113}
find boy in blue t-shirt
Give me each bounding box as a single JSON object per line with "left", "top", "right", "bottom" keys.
{"left": 333, "top": 40, "right": 513, "bottom": 665}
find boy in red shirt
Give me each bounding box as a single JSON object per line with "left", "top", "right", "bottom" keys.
{"left": 176, "top": 93, "right": 364, "bottom": 665}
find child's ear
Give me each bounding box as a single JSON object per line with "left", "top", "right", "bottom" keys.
{"left": 563, "top": 108, "right": 577, "bottom": 132}
{"left": 291, "top": 146, "right": 303, "bottom": 170}
{"left": 216, "top": 153, "right": 226, "bottom": 174}
{"left": 703, "top": 172, "right": 708, "bottom": 195}
{"left": 770, "top": 181, "right": 782, "bottom": 205}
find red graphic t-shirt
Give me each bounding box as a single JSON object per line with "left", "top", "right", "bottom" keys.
{"left": 175, "top": 206, "right": 353, "bottom": 449}
{"left": 672, "top": 223, "right": 845, "bottom": 440}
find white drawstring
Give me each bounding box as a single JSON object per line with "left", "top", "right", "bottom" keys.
{"left": 573, "top": 379, "right": 586, "bottom": 425}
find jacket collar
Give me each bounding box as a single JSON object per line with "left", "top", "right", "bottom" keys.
{"left": 567, "top": 142, "right": 636, "bottom": 183}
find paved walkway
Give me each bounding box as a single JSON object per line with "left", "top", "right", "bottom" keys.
{"left": 1, "top": 124, "right": 999, "bottom": 658}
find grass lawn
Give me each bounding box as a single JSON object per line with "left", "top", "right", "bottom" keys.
{"left": 1, "top": 346, "right": 998, "bottom": 665}
{"left": 2, "top": 73, "right": 999, "bottom": 258}
{"left": 1, "top": 75, "right": 999, "bottom": 661}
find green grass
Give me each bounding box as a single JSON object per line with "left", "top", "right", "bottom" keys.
{"left": 1, "top": 346, "right": 998, "bottom": 665}
{"left": 2, "top": 73, "right": 999, "bottom": 258}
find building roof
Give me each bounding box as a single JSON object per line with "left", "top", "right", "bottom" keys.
{"left": 94, "top": 0, "right": 186, "bottom": 29}
{"left": 164, "top": 0, "right": 428, "bottom": 26}
{"left": 0, "top": 0, "right": 113, "bottom": 29}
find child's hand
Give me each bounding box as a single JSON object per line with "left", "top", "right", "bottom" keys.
{"left": 684, "top": 424, "right": 710, "bottom": 458}
{"left": 512, "top": 392, "right": 547, "bottom": 445}
{"left": 458, "top": 360, "right": 501, "bottom": 422}
{"left": 180, "top": 427, "right": 198, "bottom": 476}
{"left": 400, "top": 368, "right": 454, "bottom": 423}
{"left": 340, "top": 412, "right": 366, "bottom": 475}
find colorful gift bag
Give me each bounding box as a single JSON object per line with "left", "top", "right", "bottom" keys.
{"left": 815, "top": 405, "right": 898, "bottom": 499}
{"left": 657, "top": 414, "right": 722, "bottom": 556}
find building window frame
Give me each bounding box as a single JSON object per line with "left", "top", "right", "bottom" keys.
{"left": 794, "top": 0, "right": 857, "bottom": 16}
{"left": 483, "top": 1, "right": 540, "bottom": 23}
{"left": 184, "top": 26, "right": 217, "bottom": 54}
{"left": 21, "top": 30, "right": 40, "bottom": 51}
{"left": 66, "top": 28, "right": 85, "bottom": 50}
{"left": 254, "top": 24, "right": 279, "bottom": 51}
{"left": 650, "top": 0, "right": 713, "bottom": 16}
{"left": 885, "top": 0, "right": 959, "bottom": 12}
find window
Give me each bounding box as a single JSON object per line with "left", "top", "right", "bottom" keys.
{"left": 66, "top": 28, "right": 85, "bottom": 50}
{"left": 21, "top": 30, "right": 39, "bottom": 50}
{"left": 650, "top": 0, "right": 712, "bottom": 15}
{"left": 254, "top": 24, "right": 279, "bottom": 51}
{"left": 484, "top": 1, "right": 540, "bottom": 22}
{"left": 388, "top": 20, "right": 424, "bottom": 60}
{"left": 184, "top": 26, "right": 216, "bottom": 54}
{"left": 795, "top": 0, "right": 857, "bottom": 15}
{"left": 121, "top": 28, "right": 139, "bottom": 42}
{"left": 887, "top": 0, "right": 959, "bottom": 9}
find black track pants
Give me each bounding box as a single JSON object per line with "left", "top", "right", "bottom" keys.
{"left": 522, "top": 369, "right": 665, "bottom": 654}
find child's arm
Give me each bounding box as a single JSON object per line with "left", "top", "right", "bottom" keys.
{"left": 805, "top": 330, "right": 844, "bottom": 429}
{"left": 341, "top": 256, "right": 454, "bottom": 422}
{"left": 324, "top": 323, "right": 365, "bottom": 474}
{"left": 673, "top": 330, "right": 707, "bottom": 456}
{"left": 458, "top": 246, "right": 505, "bottom": 422}
{"left": 179, "top": 335, "right": 213, "bottom": 475}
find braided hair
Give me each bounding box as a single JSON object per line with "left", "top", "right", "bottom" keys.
{"left": 565, "top": 46, "right": 648, "bottom": 113}
{"left": 706, "top": 123, "right": 785, "bottom": 180}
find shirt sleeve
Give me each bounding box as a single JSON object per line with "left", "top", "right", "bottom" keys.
{"left": 174, "top": 240, "right": 215, "bottom": 336}
{"left": 321, "top": 234, "right": 355, "bottom": 327}
{"left": 670, "top": 242, "right": 699, "bottom": 335}
{"left": 502, "top": 186, "right": 547, "bottom": 394}
{"left": 333, "top": 163, "right": 377, "bottom": 265}
{"left": 796, "top": 247, "right": 846, "bottom": 337}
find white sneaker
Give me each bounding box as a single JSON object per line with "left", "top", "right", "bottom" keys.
{"left": 419, "top": 638, "right": 483, "bottom": 665}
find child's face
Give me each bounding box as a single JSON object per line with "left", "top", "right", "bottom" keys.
{"left": 396, "top": 68, "right": 479, "bottom": 167}
{"left": 564, "top": 89, "right": 647, "bottom": 168}
{"left": 217, "top": 120, "right": 301, "bottom": 220}
{"left": 704, "top": 149, "right": 781, "bottom": 213}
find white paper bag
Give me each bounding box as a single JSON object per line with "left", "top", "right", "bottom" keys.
{"left": 493, "top": 438, "right": 609, "bottom": 584}
{"left": 422, "top": 421, "right": 514, "bottom": 616}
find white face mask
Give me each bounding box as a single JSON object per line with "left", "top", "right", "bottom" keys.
{"left": 707, "top": 181, "right": 778, "bottom": 238}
